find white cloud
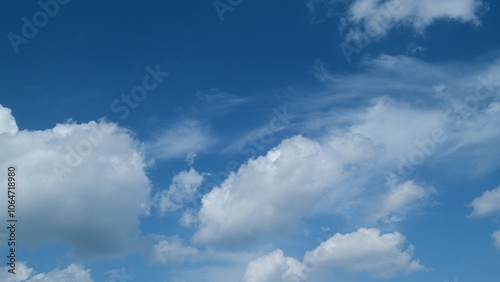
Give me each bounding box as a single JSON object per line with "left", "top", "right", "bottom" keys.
{"left": 306, "top": 55, "right": 500, "bottom": 176}
{"left": 0, "top": 105, "right": 19, "bottom": 135}
{"left": 469, "top": 186, "right": 500, "bottom": 217}
{"left": 241, "top": 250, "right": 306, "bottom": 282}
{"left": 0, "top": 109, "right": 151, "bottom": 259}
{"left": 492, "top": 230, "right": 500, "bottom": 250}
{"left": 193, "top": 96, "right": 446, "bottom": 246}
{"left": 193, "top": 135, "right": 344, "bottom": 246}
{"left": 372, "top": 178, "right": 435, "bottom": 223}
{"left": 0, "top": 263, "right": 93, "bottom": 282}
{"left": 242, "top": 228, "right": 423, "bottom": 281}
{"left": 154, "top": 168, "right": 204, "bottom": 214}
{"left": 150, "top": 235, "right": 199, "bottom": 265}
{"left": 27, "top": 264, "right": 92, "bottom": 282}
{"left": 148, "top": 119, "right": 213, "bottom": 161}
{"left": 327, "top": 133, "right": 384, "bottom": 164}
{"left": 345, "top": 0, "right": 484, "bottom": 39}
{"left": 347, "top": 97, "right": 446, "bottom": 163}
{"left": 0, "top": 262, "right": 33, "bottom": 282}
{"left": 191, "top": 55, "right": 500, "bottom": 251}
{"left": 303, "top": 228, "right": 423, "bottom": 278}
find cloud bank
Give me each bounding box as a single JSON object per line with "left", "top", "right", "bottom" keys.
{"left": 242, "top": 228, "right": 423, "bottom": 281}
{"left": 0, "top": 105, "right": 151, "bottom": 259}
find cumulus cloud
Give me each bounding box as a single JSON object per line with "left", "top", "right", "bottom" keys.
{"left": 192, "top": 54, "right": 500, "bottom": 251}
{"left": 303, "top": 228, "right": 423, "bottom": 278}
{"left": 469, "top": 186, "right": 500, "bottom": 217}
{"left": 148, "top": 119, "right": 213, "bottom": 161}
{"left": 193, "top": 98, "right": 443, "bottom": 247}
{"left": 0, "top": 263, "right": 92, "bottom": 282}
{"left": 150, "top": 235, "right": 199, "bottom": 265}
{"left": 492, "top": 230, "right": 500, "bottom": 249}
{"left": 193, "top": 135, "right": 344, "bottom": 246}
{"left": 0, "top": 262, "right": 33, "bottom": 282}
{"left": 241, "top": 250, "right": 306, "bottom": 282}
{"left": 372, "top": 178, "right": 435, "bottom": 223}
{"left": 154, "top": 168, "right": 204, "bottom": 214}
{"left": 0, "top": 105, "right": 19, "bottom": 135}
{"left": 0, "top": 107, "right": 151, "bottom": 259}
{"left": 242, "top": 228, "right": 423, "bottom": 281}
{"left": 344, "top": 0, "right": 484, "bottom": 40}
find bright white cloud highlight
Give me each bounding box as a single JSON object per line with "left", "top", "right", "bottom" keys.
{"left": 303, "top": 228, "right": 423, "bottom": 278}
{"left": 241, "top": 250, "right": 306, "bottom": 282}
{"left": 0, "top": 109, "right": 151, "bottom": 259}
{"left": 242, "top": 228, "right": 423, "bottom": 281}
{"left": 194, "top": 135, "right": 343, "bottom": 246}
{"left": 0, "top": 105, "right": 19, "bottom": 135}
{"left": 155, "top": 168, "right": 204, "bottom": 214}
{"left": 469, "top": 186, "right": 500, "bottom": 217}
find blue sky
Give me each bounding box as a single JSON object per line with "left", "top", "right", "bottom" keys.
{"left": 1, "top": 0, "right": 500, "bottom": 281}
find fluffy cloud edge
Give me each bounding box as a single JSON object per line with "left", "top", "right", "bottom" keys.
{"left": 469, "top": 186, "right": 500, "bottom": 217}
{"left": 0, "top": 107, "right": 152, "bottom": 259}
{"left": 0, "top": 262, "right": 92, "bottom": 282}
{"left": 241, "top": 228, "right": 424, "bottom": 282}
